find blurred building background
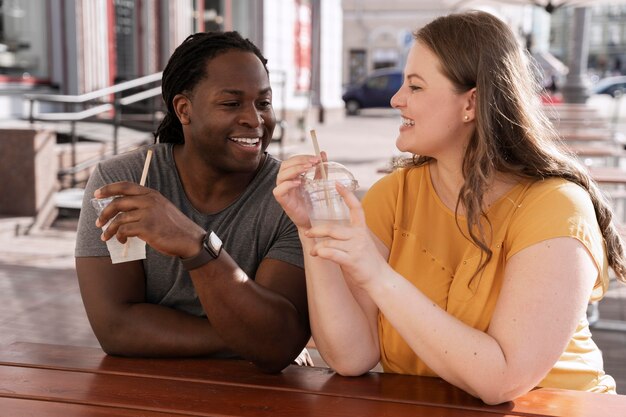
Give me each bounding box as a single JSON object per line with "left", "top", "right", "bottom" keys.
{"left": 0, "top": 0, "right": 625, "bottom": 225}
{"left": 342, "top": 1, "right": 626, "bottom": 87}
{"left": 2, "top": 1, "right": 625, "bottom": 128}
{"left": 550, "top": 5, "right": 626, "bottom": 80}
{"left": 0, "top": 0, "right": 344, "bottom": 129}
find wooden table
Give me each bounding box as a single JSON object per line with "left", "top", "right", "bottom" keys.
{"left": 568, "top": 145, "right": 626, "bottom": 158}
{"left": 0, "top": 343, "right": 624, "bottom": 416}
{"left": 560, "top": 132, "right": 617, "bottom": 143}
{"left": 589, "top": 166, "right": 626, "bottom": 185}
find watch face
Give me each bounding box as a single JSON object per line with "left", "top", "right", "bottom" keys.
{"left": 207, "top": 231, "right": 223, "bottom": 254}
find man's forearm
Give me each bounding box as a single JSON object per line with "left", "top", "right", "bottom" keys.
{"left": 190, "top": 253, "right": 310, "bottom": 373}
{"left": 96, "top": 302, "right": 230, "bottom": 358}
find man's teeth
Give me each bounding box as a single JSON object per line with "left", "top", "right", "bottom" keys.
{"left": 402, "top": 118, "right": 415, "bottom": 127}
{"left": 230, "top": 137, "right": 260, "bottom": 146}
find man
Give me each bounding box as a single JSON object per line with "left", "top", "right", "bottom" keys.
{"left": 75, "top": 32, "right": 310, "bottom": 373}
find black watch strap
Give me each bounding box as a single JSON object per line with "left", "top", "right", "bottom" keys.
{"left": 181, "top": 231, "right": 223, "bottom": 271}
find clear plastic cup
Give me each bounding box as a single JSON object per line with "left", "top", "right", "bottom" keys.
{"left": 300, "top": 162, "right": 359, "bottom": 228}
{"left": 91, "top": 196, "right": 146, "bottom": 264}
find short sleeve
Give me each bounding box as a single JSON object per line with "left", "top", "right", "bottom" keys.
{"left": 75, "top": 151, "right": 143, "bottom": 258}
{"left": 506, "top": 180, "right": 609, "bottom": 299}
{"left": 264, "top": 213, "right": 304, "bottom": 269}
{"left": 362, "top": 170, "right": 402, "bottom": 248}
{"left": 75, "top": 164, "right": 113, "bottom": 257}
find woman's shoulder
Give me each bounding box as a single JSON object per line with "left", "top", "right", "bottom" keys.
{"left": 515, "top": 177, "right": 597, "bottom": 223}
{"left": 363, "top": 164, "right": 428, "bottom": 210}
{"left": 524, "top": 177, "right": 592, "bottom": 206}
{"left": 372, "top": 163, "right": 428, "bottom": 189}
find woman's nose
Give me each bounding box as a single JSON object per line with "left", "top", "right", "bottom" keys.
{"left": 390, "top": 88, "right": 403, "bottom": 109}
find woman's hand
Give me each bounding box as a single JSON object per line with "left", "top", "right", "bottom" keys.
{"left": 94, "top": 182, "right": 205, "bottom": 258}
{"left": 304, "top": 183, "right": 388, "bottom": 288}
{"left": 273, "top": 154, "right": 320, "bottom": 229}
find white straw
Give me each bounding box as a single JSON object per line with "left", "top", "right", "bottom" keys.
{"left": 122, "top": 148, "right": 153, "bottom": 258}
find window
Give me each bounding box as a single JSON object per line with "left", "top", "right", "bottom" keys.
{"left": 348, "top": 49, "right": 366, "bottom": 84}
{"left": 0, "top": 0, "right": 47, "bottom": 79}
{"left": 366, "top": 75, "right": 389, "bottom": 91}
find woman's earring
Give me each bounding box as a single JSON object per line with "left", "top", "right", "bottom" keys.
{"left": 464, "top": 115, "right": 470, "bottom": 121}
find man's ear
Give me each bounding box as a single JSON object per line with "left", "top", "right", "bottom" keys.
{"left": 173, "top": 94, "right": 192, "bottom": 125}
{"left": 463, "top": 87, "right": 477, "bottom": 122}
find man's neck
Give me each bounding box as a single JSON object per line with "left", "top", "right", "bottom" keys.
{"left": 172, "top": 144, "right": 264, "bottom": 214}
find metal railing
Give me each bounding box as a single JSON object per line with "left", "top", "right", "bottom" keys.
{"left": 24, "top": 73, "right": 163, "bottom": 187}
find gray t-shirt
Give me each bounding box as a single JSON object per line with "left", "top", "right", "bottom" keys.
{"left": 76, "top": 143, "right": 303, "bottom": 317}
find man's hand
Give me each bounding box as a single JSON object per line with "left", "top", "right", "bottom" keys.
{"left": 94, "top": 181, "right": 205, "bottom": 258}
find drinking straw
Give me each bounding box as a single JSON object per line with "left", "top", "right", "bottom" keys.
{"left": 309, "top": 129, "right": 332, "bottom": 208}
{"left": 122, "top": 148, "right": 153, "bottom": 257}
{"left": 309, "top": 129, "right": 328, "bottom": 181}
{"left": 139, "top": 149, "right": 153, "bottom": 187}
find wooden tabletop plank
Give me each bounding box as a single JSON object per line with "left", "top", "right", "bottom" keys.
{"left": 548, "top": 119, "right": 610, "bottom": 130}
{"left": 558, "top": 127, "right": 614, "bottom": 136}
{"left": 0, "top": 396, "right": 191, "bottom": 417}
{"left": 0, "top": 344, "right": 494, "bottom": 415}
{"left": 589, "top": 167, "right": 626, "bottom": 185}
{"left": 0, "top": 365, "right": 510, "bottom": 417}
{"left": 567, "top": 145, "right": 626, "bottom": 158}
{"left": 560, "top": 133, "right": 616, "bottom": 143}
{"left": 2, "top": 342, "right": 625, "bottom": 417}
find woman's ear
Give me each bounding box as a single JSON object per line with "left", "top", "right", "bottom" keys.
{"left": 173, "top": 94, "right": 192, "bottom": 125}
{"left": 463, "top": 87, "right": 477, "bottom": 122}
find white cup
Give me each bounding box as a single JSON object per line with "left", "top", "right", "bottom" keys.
{"left": 91, "top": 196, "right": 146, "bottom": 264}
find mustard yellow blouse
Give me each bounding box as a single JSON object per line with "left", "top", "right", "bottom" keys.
{"left": 362, "top": 163, "right": 615, "bottom": 393}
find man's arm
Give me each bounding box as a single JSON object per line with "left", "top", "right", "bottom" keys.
{"left": 76, "top": 253, "right": 309, "bottom": 372}
{"left": 76, "top": 257, "right": 230, "bottom": 357}
{"left": 81, "top": 181, "right": 310, "bottom": 371}
{"left": 189, "top": 254, "right": 310, "bottom": 373}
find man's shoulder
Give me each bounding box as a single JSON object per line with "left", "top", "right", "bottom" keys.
{"left": 261, "top": 153, "right": 281, "bottom": 175}
{"left": 247, "top": 154, "right": 281, "bottom": 190}
{"left": 98, "top": 145, "right": 152, "bottom": 171}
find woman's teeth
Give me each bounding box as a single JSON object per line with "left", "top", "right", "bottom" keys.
{"left": 402, "top": 118, "right": 415, "bottom": 127}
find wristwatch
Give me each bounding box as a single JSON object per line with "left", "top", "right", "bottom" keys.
{"left": 181, "top": 231, "right": 223, "bottom": 271}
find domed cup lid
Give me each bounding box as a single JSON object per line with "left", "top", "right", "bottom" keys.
{"left": 301, "top": 162, "right": 359, "bottom": 191}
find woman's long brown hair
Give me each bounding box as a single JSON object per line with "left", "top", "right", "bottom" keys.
{"left": 408, "top": 11, "right": 626, "bottom": 283}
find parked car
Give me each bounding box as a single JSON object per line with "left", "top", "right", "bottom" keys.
{"left": 591, "top": 76, "right": 626, "bottom": 97}
{"left": 587, "top": 75, "right": 626, "bottom": 121}
{"left": 342, "top": 68, "right": 402, "bottom": 115}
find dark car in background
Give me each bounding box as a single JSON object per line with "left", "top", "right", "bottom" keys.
{"left": 592, "top": 76, "right": 626, "bottom": 97}
{"left": 342, "top": 68, "right": 403, "bottom": 115}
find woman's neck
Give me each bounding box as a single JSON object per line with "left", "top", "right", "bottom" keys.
{"left": 429, "top": 159, "right": 465, "bottom": 212}
{"left": 429, "top": 159, "right": 520, "bottom": 214}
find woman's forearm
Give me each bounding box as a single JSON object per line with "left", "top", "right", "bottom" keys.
{"left": 367, "top": 273, "right": 524, "bottom": 403}
{"left": 300, "top": 232, "right": 380, "bottom": 375}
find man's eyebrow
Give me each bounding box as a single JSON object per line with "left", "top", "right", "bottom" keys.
{"left": 220, "top": 89, "right": 244, "bottom": 96}
{"left": 220, "top": 87, "right": 272, "bottom": 95}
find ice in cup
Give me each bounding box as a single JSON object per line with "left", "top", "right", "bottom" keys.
{"left": 91, "top": 196, "right": 146, "bottom": 264}
{"left": 300, "top": 161, "right": 359, "bottom": 227}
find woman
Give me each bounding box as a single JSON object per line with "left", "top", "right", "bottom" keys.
{"left": 274, "top": 11, "right": 624, "bottom": 402}
{"left": 76, "top": 31, "right": 310, "bottom": 372}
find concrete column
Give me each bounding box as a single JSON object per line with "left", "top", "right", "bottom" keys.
{"left": 0, "top": 129, "right": 58, "bottom": 221}
{"left": 561, "top": 7, "right": 591, "bottom": 104}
